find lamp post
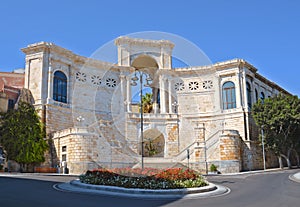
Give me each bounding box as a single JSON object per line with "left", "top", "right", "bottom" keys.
{"left": 172, "top": 101, "right": 180, "bottom": 152}
{"left": 131, "top": 69, "right": 152, "bottom": 169}
{"left": 202, "top": 123, "right": 208, "bottom": 175}
{"left": 172, "top": 101, "right": 178, "bottom": 113}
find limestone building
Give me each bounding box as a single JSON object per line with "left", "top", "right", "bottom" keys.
{"left": 20, "top": 37, "right": 289, "bottom": 174}
{"left": 0, "top": 70, "right": 25, "bottom": 112}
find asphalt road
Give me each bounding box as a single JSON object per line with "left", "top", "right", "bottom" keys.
{"left": 0, "top": 169, "right": 299, "bottom": 207}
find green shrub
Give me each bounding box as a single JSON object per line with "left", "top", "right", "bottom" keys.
{"left": 210, "top": 164, "right": 218, "bottom": 172}
{"left": 79, "top": 168, "right": 208, "bottom": 189}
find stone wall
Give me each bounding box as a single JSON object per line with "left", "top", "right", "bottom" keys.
{"left": 241, "top": 140, "right": 278, "bottom": 171}
{"left": 219, "top": 130, "right": 242, "bottom": 173}
{"left": 166, "top": 124, "right": 179, "bottom": 156}
{"left": 0, "top": 72, "right": 24, "bottom": 90}
{"left": 0, "top": 93, "right": 8, "bottom": 112}
{"left": 0, "top": 72, "right": 25, "bottom": 112}
{"left": 45, "top": 104, "right": 73, "bottom": 133}
{"left": 52, "top": 127, "right": 138, "bottom": 174}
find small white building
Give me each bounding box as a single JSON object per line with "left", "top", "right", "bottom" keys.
{"left": 21, "top": 37, "right": 289, "bottom": 174}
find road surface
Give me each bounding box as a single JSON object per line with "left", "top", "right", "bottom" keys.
{"left": 0, "top": 169, "right": 299, "bottom": 207}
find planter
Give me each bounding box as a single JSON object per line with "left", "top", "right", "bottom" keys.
{"left": 34, "top": 167, "right": 57, "bottom": 173}
{"left": 208, "top": 171, "right": 218, "bottom": 175}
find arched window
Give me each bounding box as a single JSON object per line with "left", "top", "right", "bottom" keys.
{"left": 246, "top": 82, "right": 252, "bottom": 108}
{"left": 255, "top": 89, "right": 258, "bottom": 102}
{"left": 260, "top": 92, "right": 265, "bottom": 103}
{"left": 53, "top": 71, "right": 67, "bottom": 103}
{"left": 222, "top": 81, "right": 236, "bottom": 110}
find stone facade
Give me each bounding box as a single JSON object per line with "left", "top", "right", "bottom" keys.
{"left": 0, "top": 71, "right": 25, "bottom": 112}
{"left": 19, "top": 37, "right": 290, "bottom": 174}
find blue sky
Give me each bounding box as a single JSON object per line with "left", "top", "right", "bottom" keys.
{"left": 1, "top": 0, "right": 300, "bottom": 95}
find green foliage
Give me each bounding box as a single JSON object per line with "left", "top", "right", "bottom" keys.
{"left": 80, "top": 168, "right": 208, "bottom": 189}
{"left": 142, "top": 93, "right": 153, "bottom": 113}
{"left": 210, "top": 164, "right": 218, "bottom": 172}
{"left": 252, "top": 94, "right": 300, "bottom": 158}
{"left": 0, "top": 102, "right": 48, "bottom": 170}
{"left": 144, "top": 140, "right": 157, "bottom": 156}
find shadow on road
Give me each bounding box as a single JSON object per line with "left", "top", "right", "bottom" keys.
{"left": 210, "top": 180, "right": 235, "bottom": 184}
{"left": 0, "top": 177, "right": 181, "bottom": 207}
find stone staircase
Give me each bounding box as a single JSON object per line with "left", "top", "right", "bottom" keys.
{"left": 133, "top": 157, "right": 189, "bottom": 169}
{"left": 132, "top": 129, "right": 222, "bottom": 170}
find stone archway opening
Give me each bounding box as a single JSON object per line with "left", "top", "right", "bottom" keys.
{"left": 131, "top": 54, "right": 158, "bottom": 70}
{"left": 130, "top": 55, "right": 161, "bottom": 114}
{"left": 140, "top": 128, "right": 164, "bottom": 157}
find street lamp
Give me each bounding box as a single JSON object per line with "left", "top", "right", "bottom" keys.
{"left": 172, "top": 101, "right": 178, "bottom": 113}
{"left": 131, "top": 69, "right": 152, "bottom": 169}
{"left": 172, "top": 101, "right": 180, "bottom": 151}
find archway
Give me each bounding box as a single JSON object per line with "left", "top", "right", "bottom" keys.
{"left": 131, "top": 55, "right": 160, "bottom": 113}
{"left": 131, "top": 54, "right": 158, "bottom": 70}
{"left": 140, "top": 128, "right": 164, "bottom": 157}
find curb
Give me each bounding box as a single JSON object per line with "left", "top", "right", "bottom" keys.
{"left": 289, "top": 172, "right": 300, "bottom": 183}
{"left": 55, "top": 180, "right": 230, "bottom": 199}
{"left": 70, "top": 180, "right": 217, "bottom": 195}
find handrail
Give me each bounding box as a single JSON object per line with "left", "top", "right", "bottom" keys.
{"left": 172, "top": 141, "right": 198, "bottom": 162}
{"left": 172, "top": 129, "right": 223, "bottom": 162}
{"left": 206, "top": 129, "right": 222, "bottom": 143}
{"left": 206, "top": 130, "right": 222, "bottom": 148}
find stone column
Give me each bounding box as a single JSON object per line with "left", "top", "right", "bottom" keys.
{"left": 126, "top": 76, "right": 132, "bottom": 112}
{"left": 47, "top": 56, "right": 53, "bottom": 103}
{"left": 236, "top": 71, "right": 243, "bottom": 108}
{"left": 160, "top": 76, "right": 166, "bottom": 113}
{"left": 119, "top": 73, "right": 127, "bottom": 112}
{"left": 168, "top": 79, "right": 172, "bottom": 113}
{"left": 24, "top": 59, "right": 30, "bottom": 89}
{"left": 242, "top": 70, "right": 248, "bottom": 109}
{"left": 193, "top": 123, "right": 205, "bottom": 163}
{"left": 219, "top": 130, "right": 242, "bottom": 173}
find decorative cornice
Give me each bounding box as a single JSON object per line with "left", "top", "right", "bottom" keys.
{"left": 21, "top": 41, "right": 133, "bottom": 73}
{"left": 254, "top": 73, "right": 290, "bottom": 95}
{"left": 114, "top": 36, "right": 175, "bottom": 49}
{"left": 21, "top": 42, "right": 291, "bottom": 96}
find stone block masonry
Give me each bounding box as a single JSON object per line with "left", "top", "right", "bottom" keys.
{"left": 219, "top": 130, "right": 242, "bottom": 173}
{"left": 18, "top": 38, "right": 291, "bottom": 174}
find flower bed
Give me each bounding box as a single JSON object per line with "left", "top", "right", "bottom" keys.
{"left": 34, "top": 167, "right": 57, "bottom": 173}
{"left": 79, "top": 168, "right": 208, "bottom": 189}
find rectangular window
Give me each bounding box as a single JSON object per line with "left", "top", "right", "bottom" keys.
{"left": 62, "top": 146, "right": 67, "bottom": 152}
{"left": 62, "top": 154, "right": 67, "bottom": 162}
{"left": 8, "top": 99, "right": 14, "bottom": 110}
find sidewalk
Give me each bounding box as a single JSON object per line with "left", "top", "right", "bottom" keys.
{"left": 289, "top": 172, "right": 300, "bottom": 183}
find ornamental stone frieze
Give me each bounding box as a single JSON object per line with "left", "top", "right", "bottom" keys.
{"left": 74, "top": 70, "right": 119, "bottom": 89}
{"left": 174, "top": 79, "right": 214, "bottom": 93}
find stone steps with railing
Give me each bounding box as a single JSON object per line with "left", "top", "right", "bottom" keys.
{"left": 132, "top": 129, "right": 222, "bottom": 169}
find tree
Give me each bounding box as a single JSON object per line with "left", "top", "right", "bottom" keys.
{"left": 252, "top": 94, "right": 300, "bottom": 168}
{"left": 0, "top": 102, "right": 48, "bottom": 172}
{"left": 142, "top": 93, "right": 153, "bottom": 113}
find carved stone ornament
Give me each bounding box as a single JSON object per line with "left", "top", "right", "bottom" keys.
{"left": 75, "top": 72, "right": 87, "bottom": 82}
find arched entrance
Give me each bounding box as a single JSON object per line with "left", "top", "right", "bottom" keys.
{"left": 140, "top": 128, "right": 165, "bottom": 157}
{"left": 131, "top": 55, "right": 160, "bottom": 113}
